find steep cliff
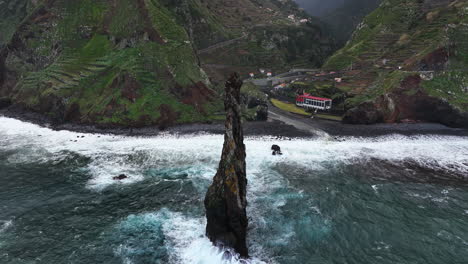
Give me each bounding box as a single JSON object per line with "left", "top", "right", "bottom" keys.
{"left": 196, "top": 0, "right": 335, "bottom": 85}
{"left": 323, "top": 0, "right": 468, "bottom": 127}
{"left": 204, "top": 73, "right": 248, "bottom": 257}
{"left": 0, "top": 0, "right": 223, "bottom": 127}
{"left": 0, "top": 0, "right": 334, "bottom": 127}
{"left": 295, "top": 0, "right": 383, "bottom": 46}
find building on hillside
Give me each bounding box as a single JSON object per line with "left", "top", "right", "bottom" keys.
{"left": 274, "top": 83, "right": 287, "bottom": 90}
{"left": 296, "top": 93, "right": 332, "bottom": 111}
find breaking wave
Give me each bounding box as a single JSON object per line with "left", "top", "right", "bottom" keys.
{"left": 1, "top": 117, "right": 467, "bottom": 191}
{"left": 1, "top": 116, "right": 468, "bottom": 263}
{"left": 112, "top": 209, "right": 267, "bottom": 264}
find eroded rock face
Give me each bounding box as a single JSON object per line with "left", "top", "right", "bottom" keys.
{"left": 343, "top": 101, "right": 383, "bottom": 125}
{"left": 343, "top": 75, "right": 468, "bottom": 128}
{"left": 204, "top": 73, "right": 248, "bottom": 258}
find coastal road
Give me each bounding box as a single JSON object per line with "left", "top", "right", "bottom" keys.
{"left": 268, "top": 103, "right": 468, "bottom": 138}
{"left": 267, "top": 104, "right": 330, "bottom": 138}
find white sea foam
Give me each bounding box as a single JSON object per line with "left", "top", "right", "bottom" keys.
{"left": 2, "top": 116, "right": 468, "bottom": 262}
{"left": 1, "top": 117, "right": 467, "bottom": 191}
{"left": 0, "top": 220, "right": 13, "bottom": 233}
{"left": 116, "top": 209, "right": 268, "bottom": 264}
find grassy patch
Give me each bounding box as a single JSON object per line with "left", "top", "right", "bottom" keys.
{"left": 421, "top": 71, "right": 468, "bottom": 111}
{"left": 241, "top": 83, "right": 267, "bottom": 101}
{"left": 270, "top": 98, "right": 311, "bottom": 116}
{"left": 315, "top": 114, "right": 343, "bottom": 121}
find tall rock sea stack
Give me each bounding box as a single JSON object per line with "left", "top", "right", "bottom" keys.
{"left": 204, "top": 73, "right": 248, "bottom": 258}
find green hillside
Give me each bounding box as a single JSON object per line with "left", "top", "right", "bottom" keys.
{"left": 0, "top": 0, "right": 225, "bottom": 127}
{"left": 0, "top": 0, "right": 334, "bottom": 128}
{"left": 323, "top": 0, "right": 468, "bottom": 127}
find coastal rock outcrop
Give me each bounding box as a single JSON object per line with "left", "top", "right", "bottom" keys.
{"left": 324, "top": 0, "right": 468, "bottom": 128}
{"left": 343, "top": 75, "right": 468, "bottom": 128}
{"left": 113, "top": 174, "right": 128, "bottom": 181}
{"left": 204, "top": 73, "right": 248, "bottom": 258}
{"left": 342, "top": 101, "right": 383, "bottom": 125}
{"left": 241, "top": 83, "right": 268, "bottom": 121}
{"left": 0, "top": 97, "right": 11, "bottom": 109}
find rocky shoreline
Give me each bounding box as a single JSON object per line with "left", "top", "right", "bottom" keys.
{"left": 0, "top": 105, "right": 314, "bottom": 138}
{"left": 1, "top": 105, "right": 468, "bottom": 138}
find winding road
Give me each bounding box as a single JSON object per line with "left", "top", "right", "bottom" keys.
{"left": 267, "top": 103, "right": 330, "bottom": 138}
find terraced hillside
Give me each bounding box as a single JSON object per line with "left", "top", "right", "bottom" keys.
{"left": 0, "top": 0, "right": 226, "bottom": 127}
{"left": 195, "top": 0, "right": 335, "bottom": 85}
{"left": 0, "top": 0, "right": 334, "bottom": 127}
{"left": 323, "top": 0, "right": 468, "bottom": 127}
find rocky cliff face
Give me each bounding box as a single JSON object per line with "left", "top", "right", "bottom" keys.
{"left": 0, "top": 0, "right": 334, "bottom": 128}
{"left": 0, "top": 0, "right": 223, "bottom": 128}
{"left": 324, "top": 0, "right": 468, "bottom": 127}
{"left": 204, "top": 73, "right": 248, "bottom": 257}
{"left": 295, "top": 0, "right": 383, "bottom": 47}
{"left": 196, "top": 0, "right": 335, "bottom": 85}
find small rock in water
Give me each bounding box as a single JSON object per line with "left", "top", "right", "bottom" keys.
{"left": 271, "top": 144, "right": 282, "bottom": 155}
{"left": 113, "top": 174, "right": 128, "bottom": 181}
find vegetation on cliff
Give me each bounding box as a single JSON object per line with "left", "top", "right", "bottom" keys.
{"left": 295, "top": 0, "right": 383, "bottom": 47}
{"left": 197, "top": 0, "right": 335, "bottom": 85}
{"left": 1, "top": 0, "right": 225, "bottom": 127}
{"left": 0, "top": 0, "right": 334, "bottom": 128}
{"left": 322, "top": 0, "right": 468, "bottom": 127}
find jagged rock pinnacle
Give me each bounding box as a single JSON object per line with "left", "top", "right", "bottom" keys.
{"left": 204, "top": 73, "right": 248, "bottom": 258}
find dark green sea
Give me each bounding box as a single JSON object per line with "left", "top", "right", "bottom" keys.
{"left": 0, "top": 116, "right": 467, "bottom": 264}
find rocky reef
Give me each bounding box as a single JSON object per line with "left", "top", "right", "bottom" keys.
{"left": 204, "top": 73, "right": 248, "bottom": 258}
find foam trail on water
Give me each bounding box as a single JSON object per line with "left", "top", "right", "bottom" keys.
{"left": 114, "top": 209, "right": 268, "bottom": 264}
{"left": 0, "top": 220, "right": 13, "bottom": 234}
{"left": 2, "top": 116, "right": 468, "bottom": 262}
{"left": 1, "top": 117, "right": 468, "bottom": 191}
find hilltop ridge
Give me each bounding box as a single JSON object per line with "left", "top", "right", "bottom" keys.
{"left": 323, "top": 0, "right": 468, "bottom": 127}
{"left": 0, "top": 0, "right": 334, "bottom": 128}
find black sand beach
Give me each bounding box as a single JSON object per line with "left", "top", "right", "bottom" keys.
{"left": 2, "top": 105, "right": 468, "bottom": 138}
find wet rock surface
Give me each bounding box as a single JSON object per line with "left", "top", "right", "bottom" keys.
{"left": 113, "top": 174, "right": 128, "bottom": 181}
{"left": 204, "top": 73, "right": 249, "bottom": 257}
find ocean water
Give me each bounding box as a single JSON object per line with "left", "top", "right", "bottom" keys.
{"left": 0, "top": 116, "right": 467, "bottom": 264}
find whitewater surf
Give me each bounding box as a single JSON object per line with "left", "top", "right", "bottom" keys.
{"left": 0, "top": 116, "right": 467, "bottom": 263}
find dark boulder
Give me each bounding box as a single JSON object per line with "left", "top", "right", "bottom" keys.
{"left": 342, "top": 102, "right": 383, "bottom": 125}
{"left": 271, "top": 145, "right": 282, "bottom": 155}
{"left": 255, "top": 105, "right": 268, "bottom": 121}
{"left": 113, "top": 174, "right": 128, "bottom": 180}
{"left": 0, "top": 97, "right": 12, "bottom": 109}
{"left": 204, "top": 73, "right": 249, "bottom": 258}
